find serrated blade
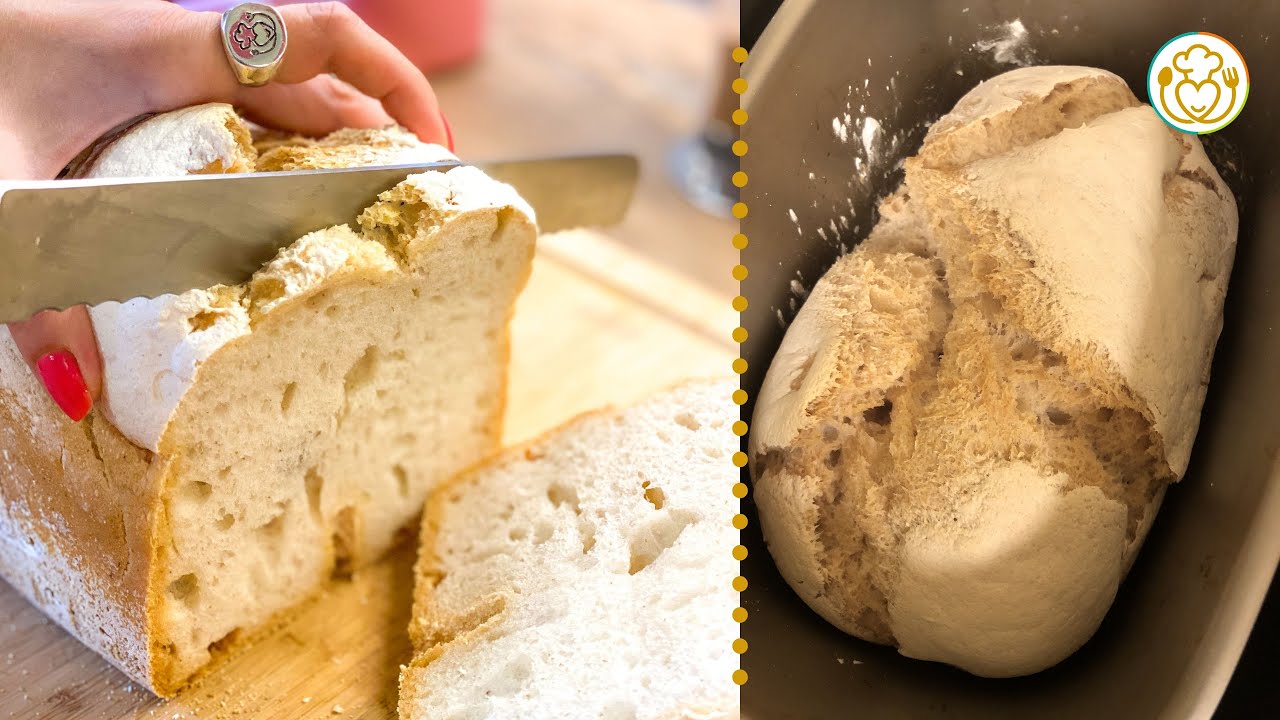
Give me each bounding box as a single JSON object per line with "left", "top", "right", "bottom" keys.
{"left": 0, "top": 154, "right": 638, "bottom": 322}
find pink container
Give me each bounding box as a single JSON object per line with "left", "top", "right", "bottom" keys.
{"left": 346, "top": 0, "right": 485, "bottom": 74}
{"left": 175, "top": 0, "right": 485, "bottom": 74}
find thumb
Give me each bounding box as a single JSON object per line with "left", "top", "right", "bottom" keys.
{"left": 8, "top": 307, "right": 102, "bottom": 422}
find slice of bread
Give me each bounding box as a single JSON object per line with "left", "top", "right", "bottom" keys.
{"left": 400, "top": 379, "right": 740, "bottom": 720}
{"left": 0, "top": 104, "right": 536, "bottom": 695}
{"left": 750, "top": 67, "right": 1238, "bottom": 678}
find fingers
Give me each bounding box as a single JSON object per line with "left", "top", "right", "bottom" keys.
{"left": 236, "top": 75, "right": 393, "bottom": 138}
{"left": 157, "top": 3, "right": 446, "bottom": 144}
{"left": 269, "top": 2, "right": 448, "bottom": 144}
{"left": 8, "top": 307, "right": 102, "bottom": 422}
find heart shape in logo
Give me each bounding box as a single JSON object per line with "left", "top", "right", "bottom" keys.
{"left": 252, "top": 21, "right": 274, "bottom": 48}
{"left": 1175, "top": 78, "right": 1222, "bottom": 122}
{"left": 230, "top": 13, "right": 276, "bottom": 59}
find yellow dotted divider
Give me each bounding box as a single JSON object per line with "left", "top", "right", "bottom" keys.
{"left": 731, "top": 44, "right": 749, "bottom": 690}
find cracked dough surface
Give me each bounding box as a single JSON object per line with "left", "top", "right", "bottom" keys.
{"left": 750, "top": 66, "right": 1237, "bottom": 677}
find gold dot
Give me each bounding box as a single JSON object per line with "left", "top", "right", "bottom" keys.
{"left": 733, "top": 638, "right": 749, "bottom": 654}
{"left": 732, "top": 389, "right": 748, "bottom": 405}
{"left": 732, "top": 451, "right": 748, "bottom": 468}
{"left": 733, "top": 513, "right": 748, "bottom": 529}
{"left": 733, "top": 482, "right": 749, "bottom": 498}
{"left": 732, "top": 358, "right": 748, "bottom": 374}
{"left": 732, "top": 108, "right": 749, "bottom": 126}
{"left": 733, "top": 607, "right": 749, "bottom": 623}
{"left": 732, "top": 78, "right": 748, "bottom": 94}
{"left": 732, "top": 46, "right": 748, "bottom": 63}
{"left": 733, "top": 545, "right": 749, "bottom": 561}
{"left": 733, "top": 420, "right": 748, "bottom": 436}
{"left": 732, "top": 203, "right": 748, "bottom": 219}
{"left": 732, "top": 264, "right": 749, "bottom": 281}
{"left": 733, "top": 575, "right": 748, "bottom": 592}
{"left": 733, "top": 668, "right": 749, "bottom": 685}
{"left": 732, "top": 171, "right": 748, "bottom": 188}
{"left": 732, "top": 233, "right": 749, "bottom": 250}
{"left": 732, "top": 140, "right": 748, "bottom": 157}
{"left": 732, "top": 296, "right": 748, "bottom": 312}
{"left": 732, "top": 327, "right": 749, "bottom": 343}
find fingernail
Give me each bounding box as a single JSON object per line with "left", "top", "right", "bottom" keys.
{"left": 36, "top": 351, "right": 92, "bottom": 422}
{"left": 442, "top": 113, "right": 455, "bottom": 152}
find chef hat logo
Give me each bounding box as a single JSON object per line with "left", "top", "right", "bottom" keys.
{"left": 1171, "top": 44, "right": 1224, "bottom": 83}
{"left": 1148, "top": 33, "right": 1249, "bottom": 134}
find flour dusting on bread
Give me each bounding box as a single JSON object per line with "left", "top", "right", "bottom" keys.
{"left": 751, "top": 67, "right": 1237, "bottom": 677}
{"left": 0, "top": 103, "right": 537, "bottom": 695}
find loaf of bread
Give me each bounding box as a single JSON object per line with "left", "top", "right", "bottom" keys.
{"left": 0, "top": 104, "right": 536, "bottom": 695}
{"left": 750, "top": 67, "right": 1238, "bottom": 677}
{"left": 400, "top": 380, "right": 739, "bottom": 720}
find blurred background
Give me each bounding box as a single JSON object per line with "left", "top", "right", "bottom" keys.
{"left": 182, "top": 0, "right": 740, "bottom": 299}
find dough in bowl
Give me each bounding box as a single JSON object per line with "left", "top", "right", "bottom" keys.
{"left": 749, "top": 66, "right": 1238, "bottom": 677}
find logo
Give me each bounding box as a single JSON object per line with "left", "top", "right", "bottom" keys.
{"left": 1148, "top": 32, "right": 1249, "bottom": 134}
{"left": 230, "top": 11, "right": 279, "bottom": 60}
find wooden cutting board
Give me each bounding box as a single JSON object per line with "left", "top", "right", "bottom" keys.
{"left": 0, "top": 231, "right": 737, "bottom": 719}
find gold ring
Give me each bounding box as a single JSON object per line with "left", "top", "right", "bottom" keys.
{"left": 220, "top": 3, "right": 288, "bottom": 87}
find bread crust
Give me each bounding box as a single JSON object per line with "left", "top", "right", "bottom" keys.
{"left": 61, "top": 104, "right": 257, "bottom": 179}
{"left": 750, "top": 67, "right": 1238, "bottom": 678}
{"left": 0, "top": 354, "right": 159, "bottom": 683}
{"left": 0, "top": 105, "right": 535, "bottom": 695}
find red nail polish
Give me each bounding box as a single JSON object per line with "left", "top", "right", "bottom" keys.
{"left": 442, "top": 113, "right": 455, "bottom": 152}
{"left": 36, "top": 351, "right": 92, "bottom": 422}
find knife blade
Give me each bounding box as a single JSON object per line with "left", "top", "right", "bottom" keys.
{"left": 0, "top": 154, "right": 638, "bottom": 322}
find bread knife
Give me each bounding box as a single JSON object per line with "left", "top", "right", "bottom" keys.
{"left": 0, "top": 154, "right": 638, "bottom": 322}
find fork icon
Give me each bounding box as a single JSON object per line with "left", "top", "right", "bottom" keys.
{"left": 1201, "top": 66, "right": 1241, "bottom": 124}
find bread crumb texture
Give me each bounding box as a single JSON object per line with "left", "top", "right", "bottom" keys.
{"left": 400, "top": 380, "right": 740, "bottom": 720}
{"left": 750, "top": 67, "right": 1237, "bottom": 677}
{"left": 0, "top": 104, "right": 537, "bottom": 694}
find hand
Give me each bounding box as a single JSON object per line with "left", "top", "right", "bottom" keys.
{"left": 0, "top": 0, "right": 452, "bottom": 421}
{"left": 0, "top": 0, "right": 450, "bottom": 179}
